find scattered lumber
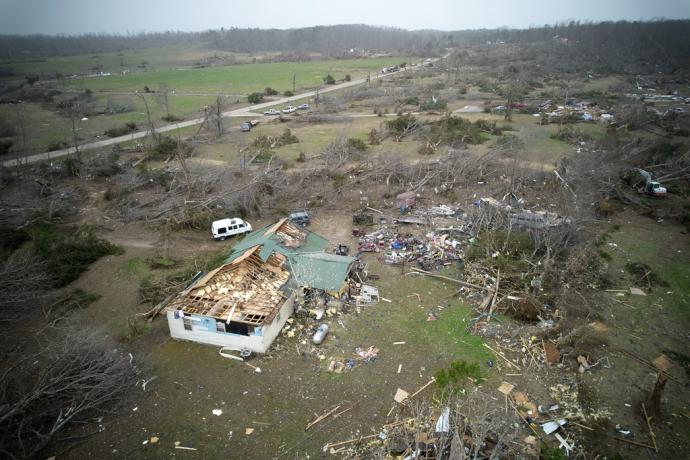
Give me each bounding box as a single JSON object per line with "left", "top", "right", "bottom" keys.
{"left": 617, "top": 349, "right": 681, "bottom": 384}
{"left": 138, "top": 293, "right": 176, "bottom": 322}
{"left": 410, "top": 267, "right": 489, "bottom": 291}
{"left": 323, "top": 433, "right": 380, "bottom": 450}
{"left": 306, "top": 405, "right": 341, "bottom": 431}
{"left": 483, "top": 343, "right": 521, "bottom": 371}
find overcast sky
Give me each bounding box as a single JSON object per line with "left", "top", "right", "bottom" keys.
{"left": 1, "top": 0, "right": 688, "bottom": 35}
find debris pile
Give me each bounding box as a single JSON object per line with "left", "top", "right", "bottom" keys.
{"left": 538, "top": 98, "right": 614, "bottom": 124}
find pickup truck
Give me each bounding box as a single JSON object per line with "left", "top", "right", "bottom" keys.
{"left": 264, "top": 109, "right": 280, "bottom": 116}
{"left": 282, "top": 106, "right": 296, "bottom": 114}
{"left": 240, "top": 120, "right": 259, "bottom": 132}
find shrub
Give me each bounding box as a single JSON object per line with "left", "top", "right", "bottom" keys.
{"left": 264, "top": 87, "right": 278, "bottom": 96}
{"left": 0, "top": 139, "right": 12, "bottom": 155}
{"left": 386, "top": 113, "right": 418, "bottom": 139}
{"left": 0, "top": 122, "right": 17, "bottom": 137}
{"left": 93, "top": 153, "right": 122, "bottom": 177}
{"left": 344, "top": 74, "right": 351, "bottom": 82}
{"left": 0, "top": 226, "right": 29, "bottom": 257}
{"left": 368, "top": 128, "right": 380, "bottom": 145}
{"left": 104, "top": 122, "right": 137, "bottom": 137}
{"left": 248, "top": 92, "right": 264, "bottom": 104}
{"left": 252, "top": 134, "right": 273, "bottom": 150}
{"left": 148, "top": 136, "right": 192, "bottom": 161}
{"left": 435, "top": 361, "right": 483, "bottom": 390}
{"left": 47, "top": 140, "right": 69, "bottom": 151}
{"left": 401, "top": 96, "right": 419, "bottom": 106}
{"left": 60, "top": 157, "right": 82, "bottom": 177}
{"left": 332, "top": 172, "right": 346, "bottom": 187}
{"left": 429, "top": 115, "right": 485, "bottom": 145}
{"left": 283, "top": 90, "right": 294, "bottom": 97}
{"left": 323, "top": 74, "right": 336, "bottom": 85}
{"left": 421, "top": 99, "right": 447, "bottom": 111}
{"left": 278, "top": 128, "right": 299, "bottom": 146}
{"left": 30, "top": 225, "right": 123, "bottom": 287}
{"left": 162, "top": 114, "right": 183, "bottom": 122}
{"left": 346, "top": 137, "right": 367, "bottom": 152}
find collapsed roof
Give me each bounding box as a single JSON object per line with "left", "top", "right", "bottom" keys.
{"left": 168, "top": 245, "right": 290, "bottom": 326}
{"left": 168, "top": 219, "right": 355, "bottom": 325}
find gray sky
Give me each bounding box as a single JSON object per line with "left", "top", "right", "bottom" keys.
{"left": 1, "top": 0, "right": 688, "bottom": 35}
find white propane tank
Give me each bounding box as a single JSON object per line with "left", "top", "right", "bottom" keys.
{"left": 312, "top": 324, "right": 329, "bottom": 345}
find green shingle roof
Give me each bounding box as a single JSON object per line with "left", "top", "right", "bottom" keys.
{"left": 224, "top": 221, "right": 351, "bottom": 292}
{"left": 290, "top": 252, "right": 355, "bottom": 292}
{"left": 225, "top": 222, "right": 328, "bottom": 264}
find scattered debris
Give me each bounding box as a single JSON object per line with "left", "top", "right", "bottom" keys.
{"left": 541, "top": 419, "right": 567, "bottom": 435}
{"left": 212, "top": 409, "right": 223, "bottom": 416}
{"left": 313, "top": 323, "right": 329, "bottom": 344}
{"left": 394, "top": 388, "right": 410, "bottom": 403}
{"left": 629, "top": 287, "right": 647, "bottom": 296}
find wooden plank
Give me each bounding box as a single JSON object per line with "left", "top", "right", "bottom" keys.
{"left": 410, "top": 267, "right": 489, "bottom": 291}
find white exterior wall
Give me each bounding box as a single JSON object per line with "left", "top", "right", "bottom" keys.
{"left": 166, "top": 295, "right": 294, "bottom": 353}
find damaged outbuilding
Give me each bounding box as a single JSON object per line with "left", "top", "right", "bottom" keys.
{"left": 166, "top": 218, "right": 356, "bottom": 353}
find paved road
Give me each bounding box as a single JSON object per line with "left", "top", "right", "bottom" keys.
{"left": 3, "top": 59, "right": 442, "bottom": 168}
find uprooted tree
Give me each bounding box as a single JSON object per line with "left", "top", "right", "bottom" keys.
{"left": 0, "top": 330, "right": 141, "bottom": 459}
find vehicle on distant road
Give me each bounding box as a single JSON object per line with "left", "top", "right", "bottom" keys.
{"left": 297, "top": 103, "right": 310, "bottom": 110}
{"left": 282, "top": 106, "right": 296, "bottom": 114}
{"left": 264, "top": 109, "right": 280, "bottom": 116}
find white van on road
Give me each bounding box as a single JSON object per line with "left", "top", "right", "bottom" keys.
{"left": 211, "top": 218, "right": 252, "bottom": 240}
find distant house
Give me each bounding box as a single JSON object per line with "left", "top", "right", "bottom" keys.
{"left": 166, "top": 219, "right": 355, "bottom": 353}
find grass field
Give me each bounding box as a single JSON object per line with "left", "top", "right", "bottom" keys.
{"left": 0, "top": 44, "right": 252, "bottom": 77}
{"left": 61, "top": 57, "right": 412, "bottom": 94}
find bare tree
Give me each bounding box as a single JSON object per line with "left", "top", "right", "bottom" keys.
{"left": 157, "top": 83, "right": 171, "bottom": 117}
{"left": 13, "top": 104, "right": 28, "bottom": 166}
{"left": 211, "top": 95, "right": 227, "bottom": 136}
{"left": 61, "top": 98, "right": 86, "bottom": 162}
{"left": 135, "top": 92, "right": 158, "bottom": 144}
{"left": 0, "top": 330, "right": 140, "bottom": 459}
{"left": 0, "top": 248, "right": 53, "bottom": 323}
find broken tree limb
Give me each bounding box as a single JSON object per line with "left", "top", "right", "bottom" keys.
{"left": 618, "top": 349, "right": 681, "bottom": 384}
{"left": 407, "top": 378, "right": 436, "bottom": 400}
{"left": 366, "top": 206, "right": 383, "bottom": 214}
{"left": 487, "top": 269, "right": 500, "bottom": 323}
{"left": 306, "top": 405, "right": 341, "bottom": 431}
{"left": 613, "top": 437, "right": 655, "bottom": 450}
{"left": 410, "top": 267, "right": 489, "bottom": 291}
{"left": 642, "top": 403, "right": 658, "bottom": 452}
{"left": 137, "top": 293, "right": 176, "bottom": 322}
{"left": 483, "top": 343, "right": 521, "bottom": 371}
{"left": 323, "top": 433, "right": 380, "bottom": 450}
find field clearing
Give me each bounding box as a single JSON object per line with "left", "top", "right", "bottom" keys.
{"left": 0, "top": 44, "right": 256, "bottom": 77}
{"left": 61, "top": 57, "right": 413, "bottom": 94}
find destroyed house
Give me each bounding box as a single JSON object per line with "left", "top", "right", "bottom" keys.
{"left": 166, "top": 219, "right": 355, "bottom": 352}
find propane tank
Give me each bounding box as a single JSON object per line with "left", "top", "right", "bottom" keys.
{"left": 312, "top": 324, "right": 329, "bottom": 345}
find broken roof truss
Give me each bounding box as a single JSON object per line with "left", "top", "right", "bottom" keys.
{"left": 168, "top": 246, "right": 290, "bottom": 326}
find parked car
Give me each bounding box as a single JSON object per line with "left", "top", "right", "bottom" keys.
{"left": 282, "top": 106, "right": 296, "bottom": 114}
{"left": 297, "top": 103, "right": 310, "bottom": 110}
{"left": 211, "top": 218, "right": 252, "bottom": 241}
{"left": 288, "top": 210, "right": 310, "bottom": 226}
{"left": 240, "top": 122, "right": 252, "bottom": 132}
{"left": 264, "top": 109, "right": 280, "bottom": 116}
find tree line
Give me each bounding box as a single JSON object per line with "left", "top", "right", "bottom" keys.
{"left": 0, "top": 20, "right": 688, "bottom": 62}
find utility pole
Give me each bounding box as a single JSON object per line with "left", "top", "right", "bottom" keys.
{"left": 292, "top": 74, "right": 296, "bottom": 94}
